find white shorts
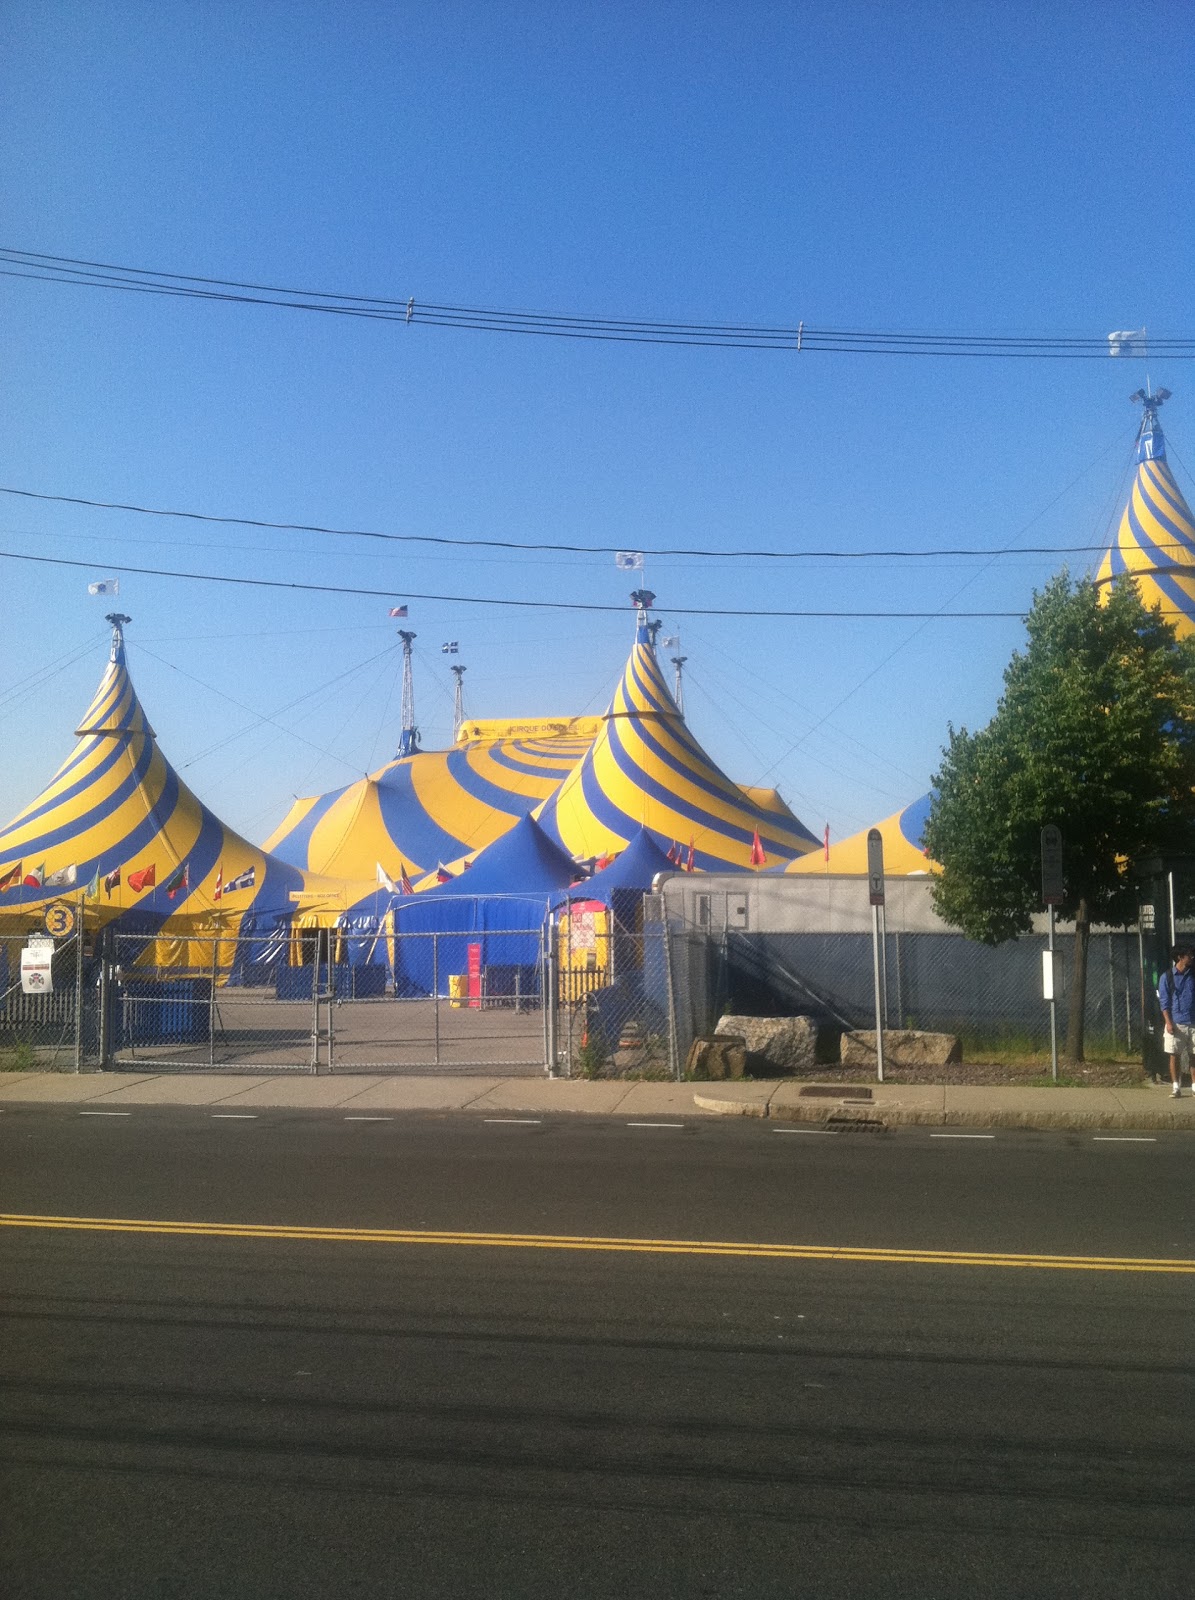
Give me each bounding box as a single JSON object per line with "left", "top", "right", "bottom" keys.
{"left": 1164, "top": 1023, "right": 1194, "bottom": 1058}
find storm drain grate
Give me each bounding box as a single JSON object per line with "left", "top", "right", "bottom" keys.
{"left": 800, "top": 1086, "right": 873, "bottom": 1100}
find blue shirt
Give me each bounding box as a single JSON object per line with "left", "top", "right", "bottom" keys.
{"left": 1158, "top": 965, "right": 1195, "bottom": 1025}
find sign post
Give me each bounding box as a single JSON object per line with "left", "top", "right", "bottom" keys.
{"left": 867, "top": 828, "right": 886, "bottom": 1083}
{"left": 1041, "top": 825, "right": 1064, "bottom": 1084}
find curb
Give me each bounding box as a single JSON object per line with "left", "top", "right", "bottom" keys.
{"left": 692, "top": 1088, "right": 1195, "bottom": 1133}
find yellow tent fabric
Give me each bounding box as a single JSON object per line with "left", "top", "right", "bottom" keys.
{"left": 0, "top": 624, "right": 362, "bottom": 947}
{"left": 534, "top": 618, "right": 820, "bottom": 869}
{"left": 787, "top": 794, "right": 937, "bottom": 876}
{"left": 262, "top": 729, "right": 597, "bottom": 881}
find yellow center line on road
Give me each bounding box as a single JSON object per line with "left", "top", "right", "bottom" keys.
{"left": 1, "top": 1212, "right": 1194, "bottom": 1274}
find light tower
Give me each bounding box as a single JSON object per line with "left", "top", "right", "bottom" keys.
{"left": 670, "top": 652, "right": 687, "bottom": 714}
{"left": 451, "top": 664, "right": 467, "bottom": 743}
{"left": 105, "top": 612, "right": 132, "bottom": 661}
{"left": 396, "top": 629, "right": 421, "bottom": 758}
{"left": 1130, "top": 384, "right": 1172, "bottom": 461}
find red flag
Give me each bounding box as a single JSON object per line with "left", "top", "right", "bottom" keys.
{"left": 128, "top": 864, "right": 156, "bottom": 894}
{"left": 0, "top": 862, "right": 21, "bottom": 892}
{"left": 23, "top": 864, "right": 44, "bottom": 888}
{"left": 823, "top": 823, "right": 830, "bottom": 862}
{"left": 749, "top": 830, "right": 766, "bottom": 867}
{"left": 667, "top": 840, "right": 680, "bottom": 864}
{"left": 214, "top": 867, "right": 223, "bottom": 901}
{"left": 686, "top": 839, "right": 695, "bottom": 873}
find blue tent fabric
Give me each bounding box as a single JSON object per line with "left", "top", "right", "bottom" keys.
{"left": 560, "top": 826, "right": 676, "bottom": 905}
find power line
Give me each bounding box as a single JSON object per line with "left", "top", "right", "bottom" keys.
{"left": 4, "top": 246, "right": 1192, "bottom": 358}
{"left": 0, "top": 546, "right": 1031, "bottom": 618}
{"left": 0, "top": 484, "right": 1132, "bottom": 561}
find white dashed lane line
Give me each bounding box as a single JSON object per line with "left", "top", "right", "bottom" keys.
{"left": 78, "top": 1110, "right": 131, "bottom": 1117}
{"left": 1093, "top": 1136, "right": 1156, "bottom": 1143}
{"left": 483, "top": 1118, "right": 542, "bottom": 1125}
{"left": 627, "top": 1122, "right": 685, "bottom": 1129}
{"left": 773, "top": 1127, "right": 836, "bottom": 1135}
{"left": 343, "top": 1116, "right": 394, "bottom": 1122}
{"left": 931, "top": 1132, "right": 995, "bottom": 1140}
{"left": 210, "top": 1113, "right": 258, "bottom": 1120}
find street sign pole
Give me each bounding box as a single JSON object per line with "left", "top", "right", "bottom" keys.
{"left": 1041, "top": 825, "right": 1064, "bottom": 1084}
{"left": 867, "top": 829, "right": 886, "bottom": 1084}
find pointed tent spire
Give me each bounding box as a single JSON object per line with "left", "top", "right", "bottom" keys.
{"left": 1094, "top": 388, "right": 1195, "bottom": 637}
{"left": 76, "top": 613, "right": 155, "bottom": 738}
{"left": 535, "top": 628, "right": 819, "bottom": 869}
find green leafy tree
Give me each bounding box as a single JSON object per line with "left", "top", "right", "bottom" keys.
{"left": 923, "top": 574, "right": 1195, "bottom": 1061}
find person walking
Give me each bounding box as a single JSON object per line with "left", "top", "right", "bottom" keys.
{"left": 1158, "top": 944, "right": 1195, "bottom": 1097}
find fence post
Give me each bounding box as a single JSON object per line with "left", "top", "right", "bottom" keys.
{"left": 662, "top": 913, "right": 681, "bottom": 1081}
{"left": 209, "top": 936, "right": 218, "bottom": 1068}
{"left": 309, "top": 947, "right": 320, "bottom": 1075}
{"left": 72, "top": 900, "right": 85, "bottom": 1073}
{"left": 433, "top": 934, "right": 440, "bottom": 1066}
{"left": 97, "top": 927, "right": 112, "bottom": 1071}
{"left": 544, "top": 922, "right": 558, "bottom": 1077}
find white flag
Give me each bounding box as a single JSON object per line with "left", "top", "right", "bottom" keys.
{"left": 614, "top": 551, "right": 644, "bottom": 570}
{"left": 44, "top": 864, "right": 77, "bottom": 888}
{"left": 661, "top": 635, "right": 679, "bottom": 649}
{"left": 88, "top": 578, "right": 120, "bottom": 596}
{"left": 376, "top": 862, "right": 397, "bottom": 892}
{"left": 1108, "top": 327, "right": 1146, "bottom": 357}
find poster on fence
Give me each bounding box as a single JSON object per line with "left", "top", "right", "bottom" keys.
{"left": 21, "top": 936, "right": 54, "bottom": 994}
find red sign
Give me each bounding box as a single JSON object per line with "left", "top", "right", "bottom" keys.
{"left": 467, "top": 941, "right": 482, "bottom": 1009}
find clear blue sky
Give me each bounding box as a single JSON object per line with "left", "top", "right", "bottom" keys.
{"left": 2, "top": 1, "right": 1192, "bottom": 847}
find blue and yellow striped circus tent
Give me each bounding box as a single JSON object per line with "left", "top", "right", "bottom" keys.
{"left": 787, "top": 793, "right": 937, "bottom": 876}
{"left": 534, "top": 616, "right": 820, "bottom": 870}
{"left": 262, "top": 717, "right": 602, "bottom": 883}
{"left": 0, "top": 622, "right": 362, "bottom": 953}
{"left": 1094, "top": 395, "right": 1195, "bottom": 636}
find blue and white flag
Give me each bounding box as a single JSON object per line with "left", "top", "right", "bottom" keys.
{"left": 614, "top": 551, "right": 644, "bottom": 571}
{"left": 222, "top": 866, "right": 256, "bottom": 895}
{"left": 441, "top": 641, "right": 459, "bottom": 654}
{"left": 88, "top": 578, "right": 120, "bottom": 596}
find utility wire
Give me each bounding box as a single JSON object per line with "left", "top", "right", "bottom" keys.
{"left": 4, "top": 246, "right": 1192, "bottom": 358}
{"left": 0, "top": 484, "right": 1142, "bottom": 561}
{"left": 0, "top": 546, "right": 1034, "bottom": 618}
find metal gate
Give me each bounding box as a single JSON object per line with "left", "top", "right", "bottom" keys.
{"left": 93, "top": 926, "right": 554, "bottom": 1075}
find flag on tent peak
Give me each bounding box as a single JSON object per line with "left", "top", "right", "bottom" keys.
{"left": 127, "top": 864, "right": 156, "bottom": 894}
{"left": 88, "top": 578, "right": 119, "bottom": 596}
{"left": 388, "top": 605, "right": 409, "bottom": 618}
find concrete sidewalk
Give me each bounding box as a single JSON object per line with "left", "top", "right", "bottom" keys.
{"left": 0, "top": 1069, "right": 1194, "bottom": 1131}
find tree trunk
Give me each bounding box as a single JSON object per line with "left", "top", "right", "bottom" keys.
{"left": 1064, "top": 899, "right": 1090, "bottom": 1063}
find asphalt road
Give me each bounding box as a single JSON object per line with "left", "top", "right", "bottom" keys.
{"left": 2, "top": 1108, "right": 1193, "bottom": 1599}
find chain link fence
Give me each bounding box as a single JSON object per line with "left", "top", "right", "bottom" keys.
{"left": 657, "top": 878, "right": 1144, "bottom": 1070}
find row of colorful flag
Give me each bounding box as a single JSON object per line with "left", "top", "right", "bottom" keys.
{"left": 0, "top": 860, "right": 256, "bottom": 900}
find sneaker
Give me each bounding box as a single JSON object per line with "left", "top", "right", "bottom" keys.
{"left": 1172, "top": 1084, "right": 1182, "bottom": 1098}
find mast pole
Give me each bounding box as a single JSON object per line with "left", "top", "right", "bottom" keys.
{"left": 397, "top": 629, "right": 420, "bottom": 757}
{"left": 451, "top": 664, "right": 467, "bottom": 743}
